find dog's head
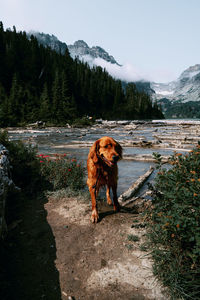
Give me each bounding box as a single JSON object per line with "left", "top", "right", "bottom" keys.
{"left": 89, "top": 136, "right": 122, "bottom": 167}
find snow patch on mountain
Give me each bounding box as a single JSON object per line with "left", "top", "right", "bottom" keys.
{"left": 152, "top": 64, "right": 200, "bottom": 103}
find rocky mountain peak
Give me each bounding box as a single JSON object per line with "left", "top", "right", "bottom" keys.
{"left": 152, "top": 63, "right": 200, "bottom": 105}
{"left": 28, "top": 31, "right": 68, "bottom": 54}
{"left": 179, "top": 64, "right": 200, "bottom": 80}
{"left": 28, "top": 31, "right": 121, "bottom": 67}
{"left": 73, "top": 40, "right": 89, "bottom": 48}
{"left": 68, "top": 40, "right": 120, "bottom": 65}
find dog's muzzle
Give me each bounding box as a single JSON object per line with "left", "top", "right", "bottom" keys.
{"left": 101, "top": 154, "right": 119, "bottom": 167}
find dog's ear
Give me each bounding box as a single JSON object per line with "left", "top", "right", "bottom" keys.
{"left": 88, "top": 140, "right": 100, "bottom": 163}
{"left": 116, "top": 142, "right": 123, "bottom": 159}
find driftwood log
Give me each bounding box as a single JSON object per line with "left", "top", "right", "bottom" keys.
{"left": 123, "top": 154, "right": 169, "bottom": 163}
{"left": 118, "top": 166, "right": 154, "bottom": 204}
{"left": 120, "top": 190, "right": 152, "bottom": 208}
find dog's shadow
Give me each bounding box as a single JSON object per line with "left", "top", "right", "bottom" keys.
{"left": 98, "top": 203, "right": 138, "bottom": 222}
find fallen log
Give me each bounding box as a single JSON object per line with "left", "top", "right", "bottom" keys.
{"left": 120, "top": 196, "right": 139, "bottom": 207}
{"left": 120, "top": 190, "right": 153, "bottom": 207}
{"left": 123, "top": 154, "right": 169, "bottom": 163}
{"left": 118, "top": 166, "right": 154, "bottom": 203}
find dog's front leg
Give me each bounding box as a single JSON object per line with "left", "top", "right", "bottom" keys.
{"left": 112, "top": 184, "right": 120, "bottom": 212}
{"left": 106, "top": 185, "right": 112, "bottom": 205}
{"left": 89, "top": 185, "right": 99, "bottom": 223}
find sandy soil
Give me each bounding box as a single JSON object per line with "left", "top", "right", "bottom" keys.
{"left": 45, "top": 196, "right": 167, "bottom": 300}
{"left": 1, "top": 192, "right": 168, "bottom": 300}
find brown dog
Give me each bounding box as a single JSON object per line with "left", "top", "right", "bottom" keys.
{"left": 87, "top": 136, "right": 122, "bottom": 223}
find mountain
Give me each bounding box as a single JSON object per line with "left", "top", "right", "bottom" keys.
{"left": 134, "top": 81, "right": 155, "bottom": 96}
{"left": 28, "top": 31, "right": 68, "bottom": 54}
{"left": 29, "top": 32, "right": 154, "bottom": 97}
{"left": 152, "top": 64, "right": 200, "bottom": 103}
{"left": 0, "top": 24, "right": 163, "bottom": 126}
{"left": 68, "top": 40, "right": 121, "bottom": 66}
{"left": 151, "top": 64, "right": 200, "bottom": 118}
{"left": 28, "top": 32, "right": 120, "bottom": 66}
{"left": 67, "top": 40, "right": 156, "bottom": 96}
{"left": 29, "top": 32, "right": 200, "bottom": 108}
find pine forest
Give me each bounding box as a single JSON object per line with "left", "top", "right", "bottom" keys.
{"left": 0, "top": 22, "right": 163, "bottom": 127}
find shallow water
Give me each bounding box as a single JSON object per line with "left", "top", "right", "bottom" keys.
{"left": 7, "top": 123, "right": 191, "bottom": 195}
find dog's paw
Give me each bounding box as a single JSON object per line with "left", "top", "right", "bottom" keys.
{"left": 113, "top": 203, "right": 121, "bottom": 212}
{"left": 107, "top": 196, "right": 112, "bottom": 206}
{"left": 91, "top": 209, "right": 99, "bottom": 223}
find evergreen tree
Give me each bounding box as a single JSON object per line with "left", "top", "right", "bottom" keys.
{"left": 7, "top": 74, "right": 23, "bottom": 125}
{"left": 39, "top": 83, "right": 51, "bottom": 121}
{"left": 124, "top": 83, "right": 138, "bottom": 119}
{"left": 0, "top": 22, "right": 5, "bottom": 86}
{"left": 61, "top": 71, "right": 77, "bottom": 121}
{"left": 0, "top": 83, "right": 8, "bottom": 126}
{"left": 52, "top": 70, "right": 62, "bottom": 122}
{"left": 0, "top": 21, "right": 164, "bottom": 126}
{"left": 113, "top": 80, "right": 124, "bottom": 118}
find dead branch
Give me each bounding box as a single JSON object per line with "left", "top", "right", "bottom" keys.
{"left": 118, "top": 167, "right": 154, "bottom": 203}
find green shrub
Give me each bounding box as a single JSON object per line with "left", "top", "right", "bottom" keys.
{"left": 0, "top": 130, "right": 86, "bottom": 194}
{"left": 0, "top": 130, "right": 86, "bottom": 234}
{"left": 147, "top": 146, "right": 200, "bottom": 299}
{"left": 37, "top": 154, "right": 86, "bottom": 191}
{"left": 0, "top": 130, "right": 40, "bottom": 190}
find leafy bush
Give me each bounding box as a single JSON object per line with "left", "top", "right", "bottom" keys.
{"left": 148, "top": 146, "right": 200, "bottom": 299}
{"left": 0, "top": 130, "right": 86, "bottom": 194}
{"left": 0, "top": 130, "right": 86, "bottom": 234}
{"left": 0, "top": 130, "right": 40, "bottom": 190}
{"left": 37, "top": 154, "right": 85, "bottom": 191}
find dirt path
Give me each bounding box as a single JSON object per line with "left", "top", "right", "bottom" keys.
{"left": 45, "top": 196, "right": 167, "bottom": 300}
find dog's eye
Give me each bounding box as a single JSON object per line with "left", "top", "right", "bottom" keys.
{"left": 104, "top": 144, "right": 112, "bottom": 149}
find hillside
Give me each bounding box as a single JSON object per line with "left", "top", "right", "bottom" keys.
{"left": 29, "top": 31, "right": 200, "bottom": 119}
{"left": 152, "top": 64, "right": 200, "bottom": 118}
{"left": 28, "top": 32, "right": 121, "bottom": 66}
{"left": 31, "top": 32, "right": 156, "bottom": 97}
{"left": 0, "top": 23, "right": 163, "bottom": 126}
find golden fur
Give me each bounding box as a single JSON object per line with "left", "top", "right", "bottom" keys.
{"left": 87, "top": 136, "right": 122, "bottom": 223}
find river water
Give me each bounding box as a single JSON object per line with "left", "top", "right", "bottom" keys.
{"left": 7, "top": 120, "right": 200, "bottom": 195}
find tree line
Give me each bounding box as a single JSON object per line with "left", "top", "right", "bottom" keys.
{"left": 0, "top": 22, "right": 163, "bottom": 126}
{"left": 161, "top": 99, "right": 200, "bottom": 119}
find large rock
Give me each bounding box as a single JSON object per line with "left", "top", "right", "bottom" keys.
{"left": 0, "top": 144, "right": 19, "bottom": 238}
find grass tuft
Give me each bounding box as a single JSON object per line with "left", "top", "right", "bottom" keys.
{"left": 127, "top": 234, "right": 140, "bottom": 242}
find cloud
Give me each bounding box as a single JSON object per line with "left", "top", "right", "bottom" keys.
{"left": 83, "top": 56, "right": 177, "bottom": 83}
{"left": 93, "top": 57, "right": 149, "bottom": 82}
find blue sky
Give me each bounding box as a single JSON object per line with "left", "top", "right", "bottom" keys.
{"left": 1, "top": 0, "right": 200, "bottom": 82}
